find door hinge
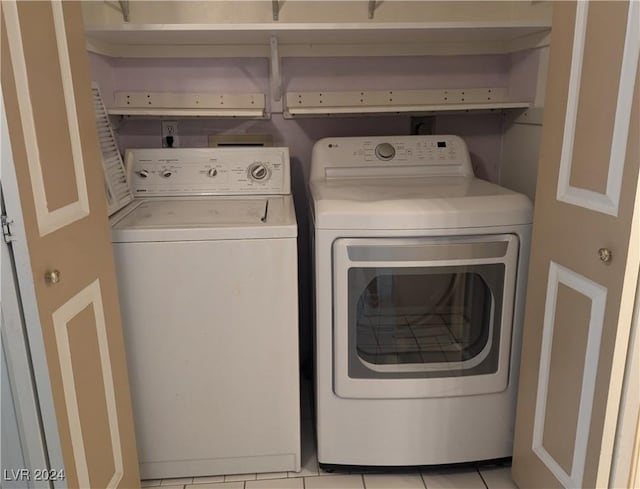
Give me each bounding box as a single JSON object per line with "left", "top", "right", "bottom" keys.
{"left": 2, "top": 215, "right": 16, "bottom": 243}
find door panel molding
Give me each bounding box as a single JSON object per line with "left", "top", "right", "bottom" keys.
{"left": 52, "top": 279, "right": 124, "bottom": 489}
{"left": 532, "top": 262, "right": 607, "bottom": 488}
{"left": 609, "top": 270, "right": 640, "bottom": 488}
{"left": 2, "top": 1, "right": 140, "bottom": 485}
{"left": 606, "top": 0, "right": 640, "bottom": 212}
{"left": 557, "top": 0, "right": 639, "bottom": 217}
{"left": 1, "top": 91, "right": 67, "bottom": 488}
{"left": 2, "top": 0, "right": 89, "bottom": 237}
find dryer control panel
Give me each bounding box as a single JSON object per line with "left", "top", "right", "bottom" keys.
{"left": 125, "top": 147, "right": 291, "bottom": 196}
{"left": 310, "top": 135, "right": 474, "bottom": 182}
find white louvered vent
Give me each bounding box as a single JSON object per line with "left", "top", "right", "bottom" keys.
{"left": 92, "top": 82, "right": 133, "bottom": 216}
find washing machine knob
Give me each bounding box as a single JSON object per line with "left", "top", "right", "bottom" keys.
{"left": 162, "top": 170, "right": 172, "bottom": 178}
{"left": 375, "top": 143, "right": 396, "bottom": 161}
{"left": 208, "top": 168, "right": 218, "bottom": 177}
{"left": 249, "top": 163, "right": 270, "bottom": 181}
{"left": 137, "top": 169, "right": 149, "bottom": 178}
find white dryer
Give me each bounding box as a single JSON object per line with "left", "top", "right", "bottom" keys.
{"left": 107, "top": 148, "right": 300, "bottom": 479}
{"left": 310, "top": 135, "right": 532, "bottom": 467}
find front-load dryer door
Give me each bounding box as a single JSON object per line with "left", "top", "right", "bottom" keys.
{"left": 333, "top": 234, "right": 519, "bottom": 399}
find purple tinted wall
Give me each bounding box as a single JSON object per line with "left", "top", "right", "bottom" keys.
{"left": 283, "top": 55, "right": 510, "bottom": 92}
{"left": 89, "top": 53, "right": 523, "bottom": 182}
{"left": 90, "top": 52, "right": 116, "bottom": 106}
{"left": 91, "top": 54, "right": 511, "bottom": 94}
{"left": 109, "top": 57, "right": 270, "bottom": 94}
{"left": 507, "top": 49, "right": 542, "bottom": 103}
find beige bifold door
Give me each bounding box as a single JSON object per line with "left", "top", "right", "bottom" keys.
{"left": 1, "top": 1, "right": 140, "bottom": 488}
{"left": 512, "top": 1, "right": 639, "bottom": 488}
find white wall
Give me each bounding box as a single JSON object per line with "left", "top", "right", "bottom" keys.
{"left": 500, "top": 108, "right": 543, "bottom": 203}
{"left": 1, "top": 97, "right": 27, "bottom": 487}
{"left": 499, "top": 47, "right": 548, "bottom": 202}
{"left": 1, "top": 339, "right": 29, "bottom": 489}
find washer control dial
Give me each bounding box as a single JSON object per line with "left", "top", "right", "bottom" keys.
{"left": 375, "top": 142, "right": 396, "bottom": 161}
{"left": 248, "top": 162, "right": 270, "bottom": 182}
{"left": 162, "top": 170, "right": 172, "bottom": 178}
{"left": 137, "top": 169, "right": 149, "bottom": 178}
{"left": 208, "top": 168, "right": 218, "bottom": 177}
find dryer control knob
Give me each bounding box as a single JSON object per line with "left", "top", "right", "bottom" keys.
{"left": 137, "top": 169, "right": 149, "bottom": 178}
{"left": 208, "top": 168, "right": 218, "bottom": 177}
{"left": 375, "top": 143, "right": 396, "bottom": 161}
{"left": 162, "top": 170, "right": 172, "bottom": 178}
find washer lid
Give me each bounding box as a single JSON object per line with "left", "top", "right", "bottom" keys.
{"left": 111, "top": 196, "right": 297, "bottom": 242}
{"left": 310, "top": 176, "right": 533, "bottom": 230}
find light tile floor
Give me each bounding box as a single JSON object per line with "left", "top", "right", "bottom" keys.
{"left": 142, "top": 383, "right": 518, "bottom": 489}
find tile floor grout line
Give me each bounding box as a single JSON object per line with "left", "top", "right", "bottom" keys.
{"left": 420, "top": 471, "right": 428, "bottom": 489}
{"left": 477, "top": 468, "right": 490, "bottom": 489}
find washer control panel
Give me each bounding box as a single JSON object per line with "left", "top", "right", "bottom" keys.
{"left": 125, "top": 147, "right": 291, "bottom": 196}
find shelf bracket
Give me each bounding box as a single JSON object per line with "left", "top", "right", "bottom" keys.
{"left": 272, "top": 0, "right": 280, "bottom": 21}
{"left": 283, "top": 88, "right": 530, "bottom": 118}
{"left": 270, "top": 35, "right": 283, "bottom": 113}
{"left": 117, "top": 0, "right": 130, "bottom": 22}
{"left": 368, "top": 0, "right": 377, "bottom": 19}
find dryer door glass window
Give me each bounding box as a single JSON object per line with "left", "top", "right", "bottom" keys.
{"left": 349, "top": 264, "right": 503, "bottom": 379}
{"left": 334, "top": 235, "right": 519, "bottom": 396}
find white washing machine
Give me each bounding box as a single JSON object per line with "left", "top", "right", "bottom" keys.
{"left": 106, "top": 148, "right": 300, "bottom": 479}
{"left": 310, "top": 135, "right": 533, "bottom": 467}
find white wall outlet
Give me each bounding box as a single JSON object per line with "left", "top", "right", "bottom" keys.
{"left": 161, "top": 120, "right": 179, "bottom": 148}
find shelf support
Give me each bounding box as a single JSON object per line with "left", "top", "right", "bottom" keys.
{"left": 368, "top": 0, "right": 377, "bottom": 19}
{"left": 117, "top": 0, "right": 130, "bottom": 22}
{"left": 270, "top": 35, "right": 283, "bottom": 113}
{"left": 108, "top": 91, "right": 267, "bottom": 118}
{"left": 272, "top": 0, "right": 280, "bottom": 21}
{"left": 283, "top": 87, "right": 530, "bottom": 117}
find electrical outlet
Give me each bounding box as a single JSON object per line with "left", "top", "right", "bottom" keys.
{"left": 410, "top": 116, "right": 435, "bottom": 135}
{"left": 161, "top": 120, "right": 179, "bottom": 148}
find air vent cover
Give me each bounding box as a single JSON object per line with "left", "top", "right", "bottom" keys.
{"left": 92, "top": 82, "right": 133, "bottom": 216}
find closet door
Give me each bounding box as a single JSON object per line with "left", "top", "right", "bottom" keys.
{"left": 1, "top": 1, "right": 139, "bottom": 488}
{"left": 512, "top": 1, "right": 639, "bottom": 488}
